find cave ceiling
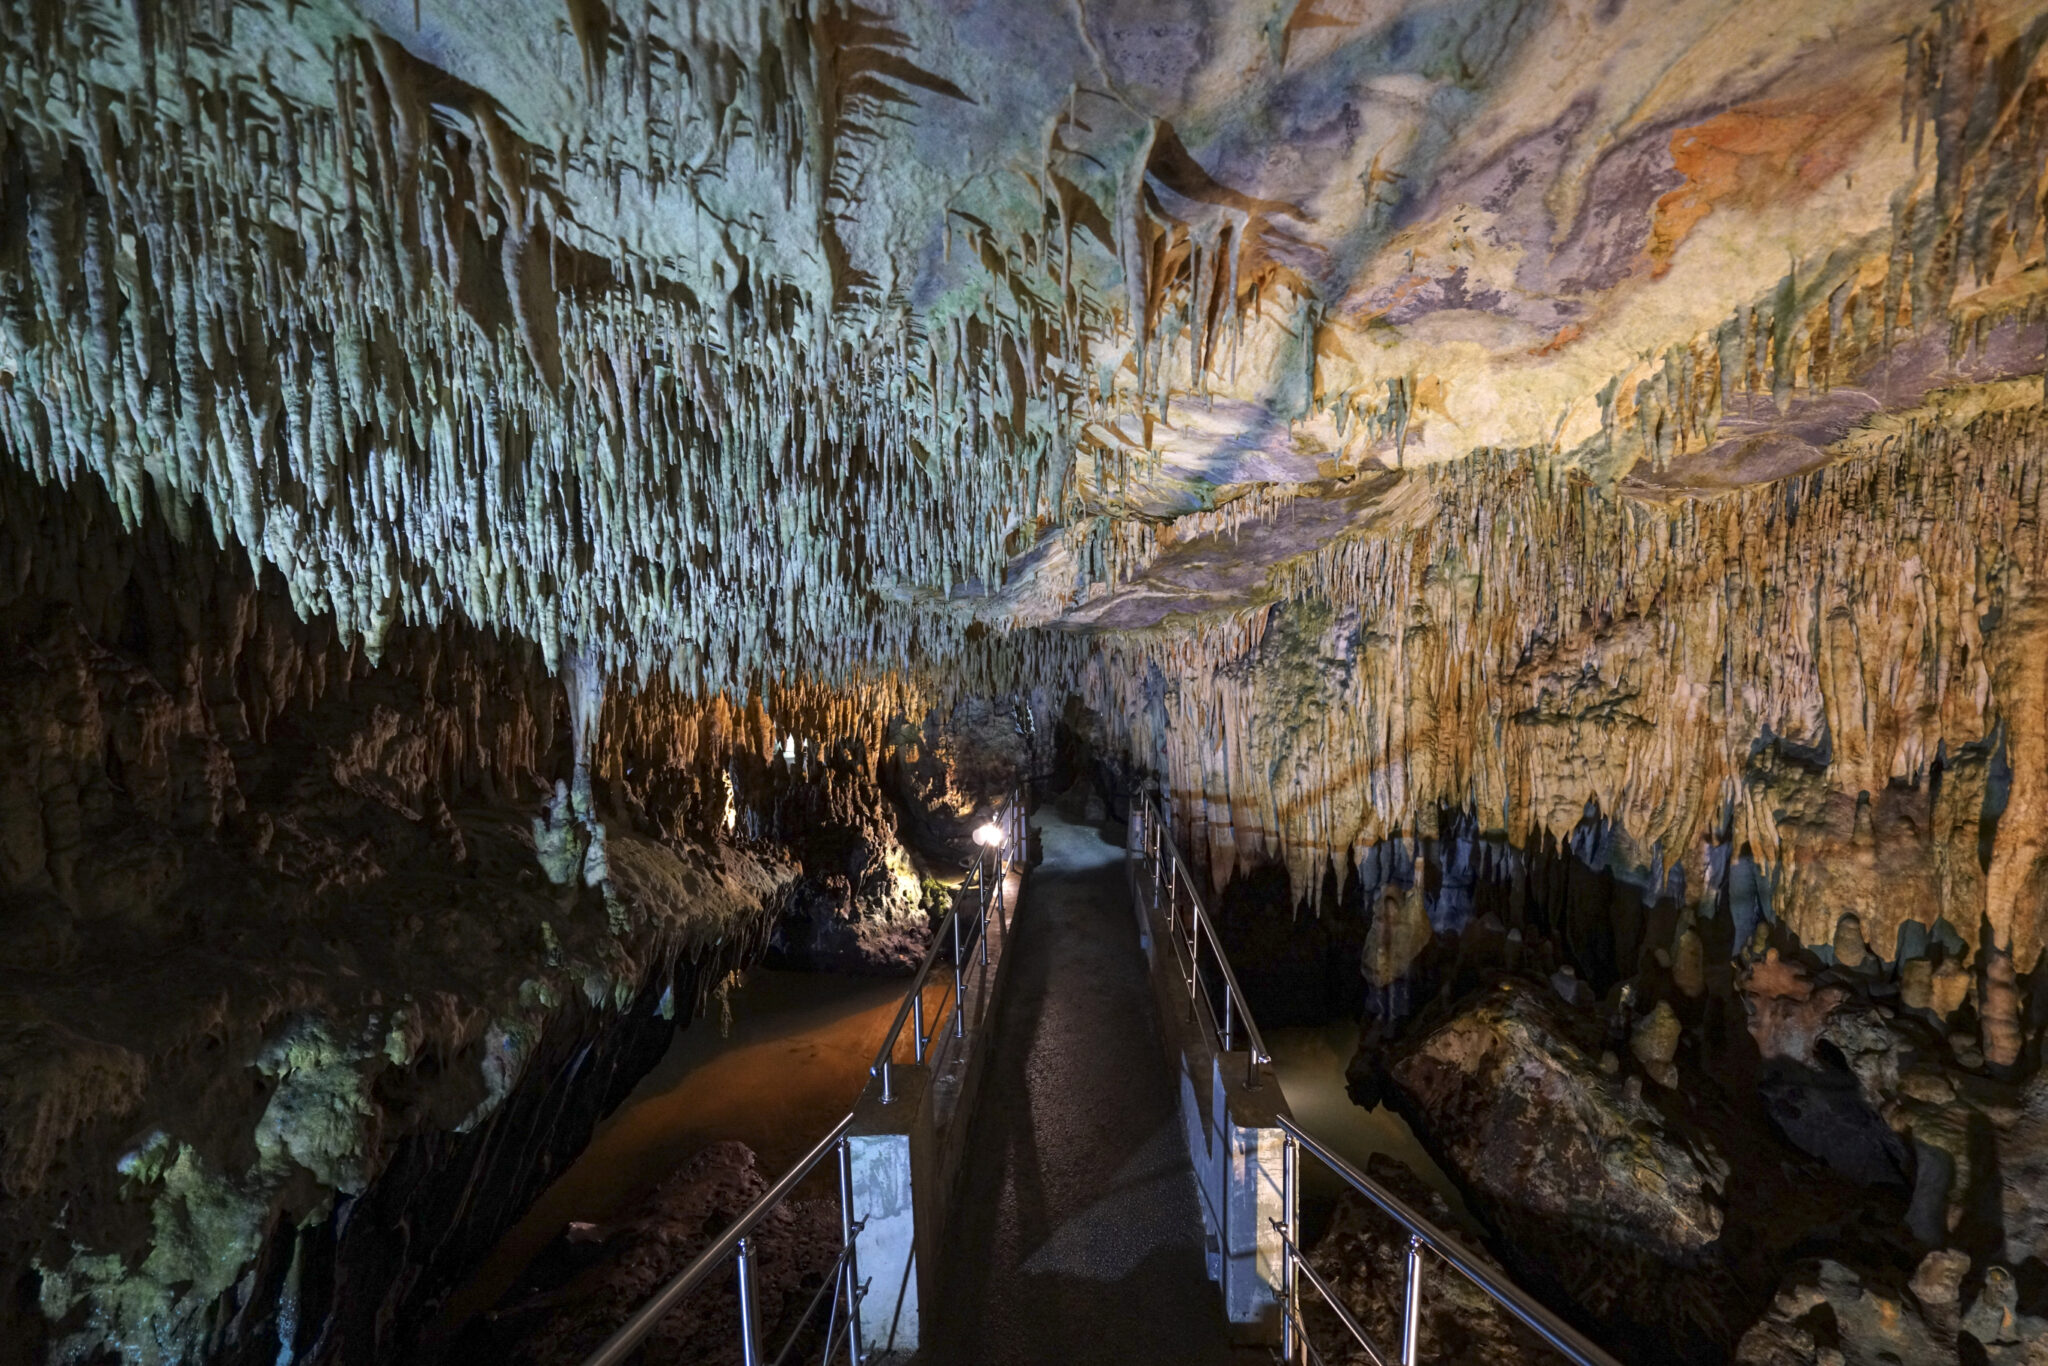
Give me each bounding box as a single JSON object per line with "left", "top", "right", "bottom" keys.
{"left": 0, "top": 0, "right": 2044, "bottom": 690}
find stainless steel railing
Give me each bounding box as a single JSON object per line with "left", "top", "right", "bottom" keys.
{"left": 580, "top": 1114, "right": 863, "bottom": 1366}
{"left": 1128, "top": 789, "right": 1621, "bottom": 1366}
{"left": 1128, "top": 793, "right": 1271, "bottom": 1090}
{"left": 1275, "top": 1118, "right": 1622, "bottom": 1366}
{"left": 869, "top": 791, "right": 1023, "bottom": 1104}
{"left": 579, "top": 787, "right": 1027, "bottom": 1366}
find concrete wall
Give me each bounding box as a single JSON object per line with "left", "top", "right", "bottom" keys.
{"left": 1131, "top": 825, "right": 1288, "bottom": 1345}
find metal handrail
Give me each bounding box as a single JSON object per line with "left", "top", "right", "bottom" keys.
{"left": 1127, "top": 788, "right": 1619, "bottom": 1366}
{"left": 1131, "top": 792, "right": 1271, "bottom": 1089}
{"left": 1277, "top": 1117, "right": 1622, "bottom": 1366}
{"left": 867, "top": 789, "right": 1022, "bottom": 1102}
{"left": 580, "top": 1113, "right": 860, "bottom": 1366}
{"left": 1278, "top": 1224, "right": 1391, "bottom": 1366}
{"left": 578, "top": 785, "right": 1027, "bottom": 1366}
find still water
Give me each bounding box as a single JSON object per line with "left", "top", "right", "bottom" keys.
{"left": 1265, "top": 1019, "right": 1473, "bottom": 1234}
{"left": 442, "top": 967, "right": 1468, "bottom": 1336}
{"left": 440, "top": 968, "right": 914, "bottom": 1329}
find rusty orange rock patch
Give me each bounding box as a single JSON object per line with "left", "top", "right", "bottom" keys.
{"left": 1647, "top": 94, "right": 1880, "bottom": 276}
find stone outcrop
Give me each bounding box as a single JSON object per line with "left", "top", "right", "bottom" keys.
{"left": 1387, "top": 980, "right": 1729, "bottom": 1268}
{"left": 452, "top": 1140, "right": 842, "bottom": 1366}
{"left": 1734, "top": 1253, "right": 2048, "bottom": 1366}
{"left": 1376, "top": 974, "right": 1935, "bottom": 1365}
{"left": 1301, "top": 1153, "right": 1557, "bottom": 1366}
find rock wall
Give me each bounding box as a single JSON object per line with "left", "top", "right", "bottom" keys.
{"left": 1345, "top": 929, "right": 2048, "bottom": 1366}
{"left": 0, "top": 464, "right": 956, "bottom": 1366}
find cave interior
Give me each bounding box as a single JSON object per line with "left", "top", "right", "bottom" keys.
{"left": 4, "top": 0, "right": 2048, "bottom": 1363}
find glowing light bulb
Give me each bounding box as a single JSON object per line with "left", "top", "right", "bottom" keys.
{"left": 973, "top": 822, "right": 1005, "bottom": 848}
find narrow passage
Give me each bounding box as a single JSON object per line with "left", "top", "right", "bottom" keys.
{"left": 927, "top": 800, "right": 1263, "bottom": 1365}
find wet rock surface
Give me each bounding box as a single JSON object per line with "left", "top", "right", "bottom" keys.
{"left": 1300, "top": 1154, "right": 1563, "bottom": 1366}
{"left": 449, "top": 1140, "right": 842, "bottom": 1366}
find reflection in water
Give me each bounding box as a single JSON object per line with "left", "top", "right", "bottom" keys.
{"left": 1265, "top": 1019, "right": 1474, "bottom": 1235}
{"left": 444, "top": 973, "right": 1471, "bottom": 1341}
{"left": 441, "top": 969, "right": 919, "bottom": 1331}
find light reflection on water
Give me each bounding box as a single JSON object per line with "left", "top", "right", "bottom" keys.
{"left": 439, "top": 968, "right": 918, "bottom": 1330}
{"left": 1264, "top": 1019, "right": 1475, "bottom": 1235}
{"left": 442, "top": 973, "right": 1473, "bottom": 1335}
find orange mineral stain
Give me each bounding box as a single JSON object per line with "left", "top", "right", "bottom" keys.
{"left": 1647, "top": 94, "right": 1879, "bottom": 276}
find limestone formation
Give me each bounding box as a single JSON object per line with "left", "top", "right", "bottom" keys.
{"left": 1, "top": 0, "right": 2047, "bottom": 1363}
{"left": 1630, "top": 1000, "right": 1682, "bottom": 1089}
{"left": 1741, "top": 951, "right": 1850, "bottom": 1065}
{"left": 1302, "top": 1154, "right": 1558, "bottom": 1366}
{"left": 0, "top": 464, "right": 989, "bottom": 1365}
{"left": 1383, "top": 980, "right": 1755, "bottom": 1360}
{"left": 1834, "top": 913, "right": 1871, "bottom": 972}
{"left": 1732, "top": 1256, "right": 2023, "bottom": 1366}
{"left": 1360, "top": 881, "right": 1431, "bottom": 990}
{"left": 1672, "top": 920, "right": 1707, "bottom": 999}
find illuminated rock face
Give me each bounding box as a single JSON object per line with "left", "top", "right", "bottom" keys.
{"left": 1075, "top": 391, "right": 2048, "bottom": 980}
{"left": 2, "top": 0, "right": 2044, "bottom": 940}
{"left": 0, "top": 0, "right": 2041, "bottom": 686}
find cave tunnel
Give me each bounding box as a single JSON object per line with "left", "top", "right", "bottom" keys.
{"left": 4, "top": 1, "right": 2048, "bottom": 1364}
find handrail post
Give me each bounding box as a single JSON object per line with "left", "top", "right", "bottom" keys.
{"left": 1282, "top": 1135, "right": 1299, "bottom": 1364}
{"left": 736, "top": 1236, "right": 762, "bottom": 1366}
{"left": 1222, "top": 983, "right": 1235, "bottom": 1053}
{"left": 1401, "top": 1233, "right": 1424, "bottom": 1366}
{"left": 912, "top": 988, "right": 927, "bottom": 1062}
{"left": 836, "top": 1137, "right": 864, "bottom": 1366}
{"left": 981, "top": 860, "right": 994, "bottom": 967}
{"left": 879, "top": 1057, "right": 893, "bottom": 1104}
{"left": 1163, "top": 846, "right": 1174, "bottom": 926}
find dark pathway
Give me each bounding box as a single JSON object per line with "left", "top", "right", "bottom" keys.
{"left": 925, "top": 804, "right": 1262, "bottom": 1365}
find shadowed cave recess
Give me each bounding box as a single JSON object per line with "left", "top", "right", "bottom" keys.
{"left": 3, "top": 0, "right": 2048, "bottom": 1362}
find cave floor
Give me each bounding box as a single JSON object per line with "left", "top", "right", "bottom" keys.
{"left": 924, "top": 806, "right": 1267, "bottom": 1365}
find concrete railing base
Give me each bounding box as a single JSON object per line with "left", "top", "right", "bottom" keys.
{"left": 845, "top": 853, "right": 1028, "bottom": 1357}
{"left": 1133, "top": 839, "right": 1288, "bottom": 1346}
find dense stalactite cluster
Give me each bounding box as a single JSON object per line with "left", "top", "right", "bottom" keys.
{"left": 6, "top": 0, "right": 2043, "bottom": 707}
{"left": 0, "top": 0, "right": 1091, "bottom": 696}
{"left": 1052, "top": 392, "right": 2048, "bottom": 968}
{"left": 4, "top": 0, "right": 2048, "bottom": 1362}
